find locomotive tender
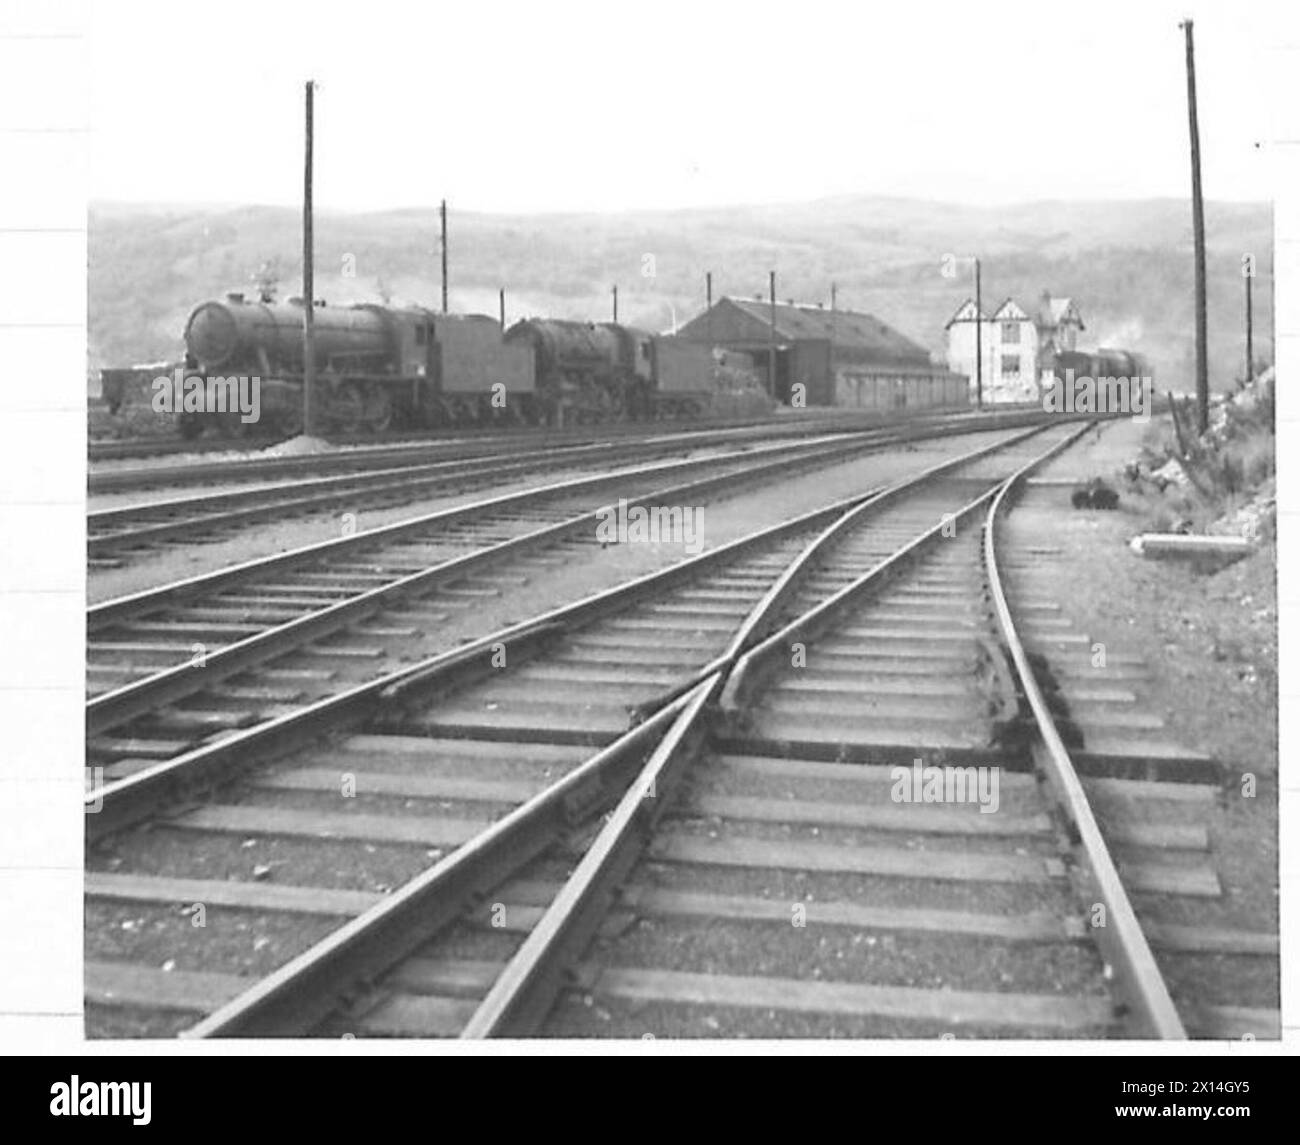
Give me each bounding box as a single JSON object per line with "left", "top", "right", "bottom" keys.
{"left": 1051, "top": 347, "right": 1153, "bottom": 385}
{"left": 165, "top": 293, "right": 717, "bottom": 436}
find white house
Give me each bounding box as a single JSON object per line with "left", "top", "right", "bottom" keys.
{"left": 945, "top": 292, "right": 1085, "bottom": 403}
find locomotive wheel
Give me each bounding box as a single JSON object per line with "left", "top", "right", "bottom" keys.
{"left": 332, "top": 384, "right": 366, "bottom": 434}
{"left": 602, "top": 387, "right": 628, "bottom": 424}
{"left": 363, "top": 388, "right": 394, "bottom": 433}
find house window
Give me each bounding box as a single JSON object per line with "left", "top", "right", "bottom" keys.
{"left": 1001, "top": 322, "right": 1020, "bottom": 344}
{"left": 1002, "top": 353, "right": 1021, "bottom": 378}
{"left": 415, "top": 325, "right": 427, "bottom": 347}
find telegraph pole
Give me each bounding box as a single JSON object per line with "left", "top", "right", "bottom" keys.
{"left": 768, "top": 270, "right": 777, "bottom": 399}
{"left": 440, "top": 199, "right": 449, "bottom": 314}
{"left": 1245, "top": 260, "right": 1254, "bottom": 383}
{"left": 705, "top": 271, "right": 713, "bottom": 345}
{"left": 830, "top": 283, "right": 837, "bottom": 399}
{"left": 612, "top": 285, "right": 618, "bottom": 323}
{"left": 499, "top": 288, "right": 506, "bottom": 332}
{"left": 1182, "top": 18, "right": 1209, "bottom": 434}
{"left": 302, "top": 80, "right": 316, "bottom": 437}
{"left": 973, "top": 258, "right": 983, "bottom": 407}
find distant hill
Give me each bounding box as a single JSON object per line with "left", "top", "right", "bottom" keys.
{"left": 89, "top": 196, "right": 1274, "bottom": 391}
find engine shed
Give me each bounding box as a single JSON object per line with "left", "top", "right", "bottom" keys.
{"left": 676, "top": 296, "right": 965, "bottom": 410}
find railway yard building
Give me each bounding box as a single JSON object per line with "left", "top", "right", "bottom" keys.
{"left": 677, "top": 296, "right": 966, "bottom": 411}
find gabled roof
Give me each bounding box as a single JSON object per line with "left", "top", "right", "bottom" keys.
{"left": 945, "top": 298, "right": 986, "bottom": 328}
{"left": 990, "top": 297, "right": 1031, "bottom": 321}
{"left": 718, "top": 297, "right": 932, "bottom": 362}
{"left": 950, "top": 294, "right": 1084, "bottom": 331}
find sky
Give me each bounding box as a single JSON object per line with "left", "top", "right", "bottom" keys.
{"left": 85, "top": 0, "right": 1294, "bottom": 213}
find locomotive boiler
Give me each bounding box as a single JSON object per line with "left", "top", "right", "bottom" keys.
{"left": 504, "top": 319, "right": 654, "bottom": 423}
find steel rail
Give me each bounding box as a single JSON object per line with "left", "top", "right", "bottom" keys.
{"left": 87, "top": 430, "right": 865, "bottom": 556}
{"left": 86, "top": 431, "right": 883, "bottom": 736}
{"left": 179, "top": 690, "right": 701, "bottom": 1039}
{"left": 87, "top": 409, "right": 861, "bottom": 483}
{"left": 85, "top": 480, "right": 893, "bottom": 840}
{"left": 90, "top": 419, "right": 889, "bottom": 524}
{"left": 156, "top": 425, "right": 1056, "bottom": 1036}
{"left": 460, "top": 423, "right": 1092, "bottom": 1036}
{"left": 89, "top": 416, "right": 1063, "bottom": 731}
{"left": 460, "top": 678, "right": 719, "bottom": 1038}
{"left": 88, "top": 431, "right": 859, "bottom": 632}
{"left": 148, "top": 477, "right": 899, "bottom": 1036}
{"left": 718, "top": 426, "right": 1084, "bottom": 714}
{"left": 89, "top": 404, "right": 1047, "bottom": 492}
{"left": 982, "top": 438, "right": 1188, "bottom": 1039}
{"left": 91, "top": 438, "right": 656, "bottom": 523}
{"left": 463, "top": 420, "right": 1186, "bottom": 1041}
{"left": 626, "top": 424, "right": 1050, "bottom": 717}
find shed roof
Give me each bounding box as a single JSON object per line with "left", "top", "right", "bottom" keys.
{"left": 711, "top": 297, "right": 931, "bottom": 362}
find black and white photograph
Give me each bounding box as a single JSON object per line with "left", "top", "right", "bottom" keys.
{"left": 2, "top": 0, "right": 1295, "bottom": 1076}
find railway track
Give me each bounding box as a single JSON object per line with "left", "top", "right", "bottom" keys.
{"left": 88, "top": 421, "right": 823, "bottom": 496}
{"left": 88, "top": 415, "right": 1021, "bottom": 563}
{"left": 87, "top": 426, "right": 1031, "bottom": 756}
{"left": 90, "top": 411, "right": 1064, "bottom": 571}
{"left": 88, "top": 431, "right": 839, "bottom": 564}
{"left": 87, "top": 405, "right": 1047, "bottom": 495}
{"left": 89, "top": 410, "right": 911, "bottom": 493}
{"left": 86, "top": 416, "right": 1273, "bottom": 1040}
{"left": 462, "top": 422, "right": 1270, "bottom": 1040}
{"left": 85, "top": 420, "right": 1168, "bottom": 1038}
{"left": 87, "top": 412, "right": 816, "bottom": 465}
{"left": 90, "top": 435, "right": 293, "bottom": 463}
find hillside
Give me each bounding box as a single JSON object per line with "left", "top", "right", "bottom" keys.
{"left": 89, "top": 196, "right": 1274, "bottom": 391}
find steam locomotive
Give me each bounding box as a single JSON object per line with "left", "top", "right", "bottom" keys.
{"left": 116, "top": 293, "right": 720, "bottom": 437}
{"left": 1050, "top": 348, "right": 1152, "bottom": 385}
